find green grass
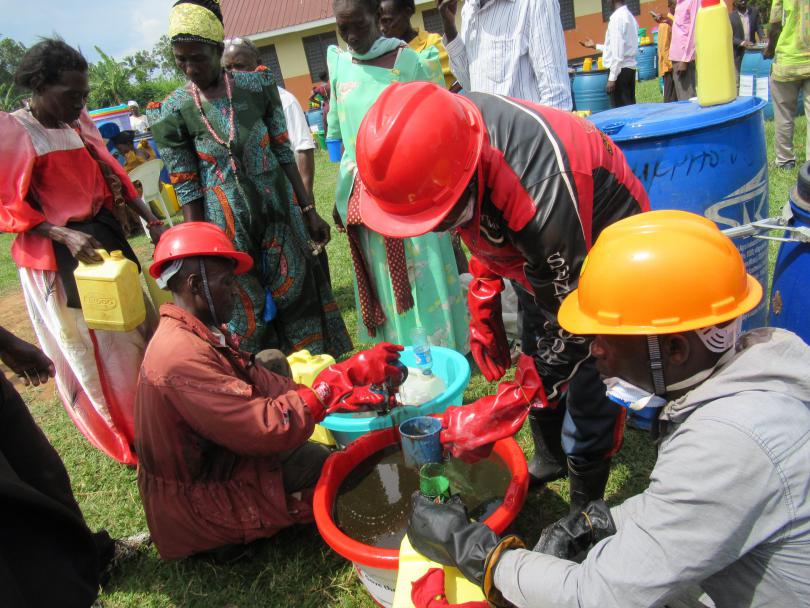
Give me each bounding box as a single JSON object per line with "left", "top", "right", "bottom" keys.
{"left": 2, "top": 78, "right": 807, "bottom": 606}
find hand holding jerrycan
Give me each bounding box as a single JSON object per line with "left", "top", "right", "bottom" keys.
{"left": 74, "top": 249, "right": 145, "bottom": 331}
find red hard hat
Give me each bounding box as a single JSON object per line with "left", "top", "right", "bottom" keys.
{"left": 357, "top": 81, "right": 485, "bottom": 238}
{"left": 149, "top": 222, "right": 253, "bottom": 278}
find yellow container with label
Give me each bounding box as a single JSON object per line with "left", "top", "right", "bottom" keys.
{"left": 583, "top": 57, "right": 593, "bottom": 72}
{"left": 74, "top": 249, "right": 145, "bottom": 332}
{"left": 289, "top": 349, "right": 337, "bottom": 447}
{"left": 144, "top": 262, "right": 174, "bottom": 309}
{"left": 392, "top": 536, "right": 486, "bottom": 607}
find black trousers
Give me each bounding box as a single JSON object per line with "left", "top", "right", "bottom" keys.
{"left": 611, "top": 67, "right": 637, "bottom": 108}
{"left": 662, "top": 71, "right": 678, "bottom": 103}
{"left": 515, "top": 285, "right": 625, "bottom": 465}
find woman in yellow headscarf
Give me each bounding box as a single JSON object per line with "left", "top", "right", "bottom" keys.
{"left": 147, "top": 0, "right": 350, "bottom": 356}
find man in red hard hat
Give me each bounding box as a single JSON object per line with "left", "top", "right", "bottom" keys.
{"left": 356, "top": 82, "right": 649, "bottom": 511}
{"left": 135, "top": 222, "right": 403, "bottom": 560}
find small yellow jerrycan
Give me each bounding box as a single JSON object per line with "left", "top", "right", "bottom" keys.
{"left": 287, "top": 349, "right": 336, "bottom": 387}
{"left": 74, "top": 250, "right": 145, "bottom": 332}
{"left": 583, "top": 57, "right": 593, "bottom": 72}
{"left": 597, "top": 56, "right": 604, "bottom": 70}
{"left": 144, "top": 261, "right": 174, "bottom": 310}
{"left": 288, "top": 350, "right": 337, "bottom": 447}
{"left": 393, "top": 536, "right": 486, "bottom": 607}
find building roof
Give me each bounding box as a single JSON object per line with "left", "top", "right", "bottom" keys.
{"left": 222, "top": 0, "right": 334, "bottom": 38}
{"left": 223, "top": 0, "right": 436, "bottom": 39}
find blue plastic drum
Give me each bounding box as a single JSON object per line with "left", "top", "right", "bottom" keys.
{"left": 590, "top": 98, "right": 769, "bottom": 330}
{"left": 572, "top": 69, "right": 611, "bottom": 114}
{"left": 768, "top": 165, "right": 810, "bottom": 344}
{"left": 636, "top": 44, "right": 658, "bottom": 81}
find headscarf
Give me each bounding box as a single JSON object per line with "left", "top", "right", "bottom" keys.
{"left": 169, "top": 0, "right": 225, "bottom": 46}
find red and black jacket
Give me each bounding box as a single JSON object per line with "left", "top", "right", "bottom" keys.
{"left": 457, "top": 93, "right": 650, "bottom": 398}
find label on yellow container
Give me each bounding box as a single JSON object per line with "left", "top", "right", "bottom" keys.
{"left": 75, "top": 249, "right": 146, "bottom": 332}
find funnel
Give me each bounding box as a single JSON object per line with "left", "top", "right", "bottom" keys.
{"left": 419, "top": 463, "right": 450, "bottom": 500}
{"left": 399, "top": 416, "right": 442, "bottom": 468}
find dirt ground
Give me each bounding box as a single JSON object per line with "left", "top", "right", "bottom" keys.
{"left": 0, "top": 289, "right": 55, "bottom": 396}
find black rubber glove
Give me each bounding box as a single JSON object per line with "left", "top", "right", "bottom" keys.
{"left": 533, "top": 499, "right": 617, "bottom": 560}
{"left": 408, "top": 493, "right": 498, "bottom": 585}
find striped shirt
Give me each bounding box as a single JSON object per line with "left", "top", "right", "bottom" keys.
{"left": 444, "top": 0, "right": 572, "bottom": 110}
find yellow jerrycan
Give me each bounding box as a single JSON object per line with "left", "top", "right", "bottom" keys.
{"left": 288, "top": 350, "right": 337, "bottom": 446}
{"left": 695, "top": 0, "right": 737, "bottom": 106}
{"left": 393, "top": 535, "right": 486, "bottom": 607}
{"left": 144, "top": 261, "right": 174, "bottom": 310}
{"left": 288, "top": 349, "right": 336, "bottom": 386}
{"left": 583, "top": 57, "right": 593, "bottom": 72}
{"left": 74, "top": 249, "right": 145, "bottom": 332}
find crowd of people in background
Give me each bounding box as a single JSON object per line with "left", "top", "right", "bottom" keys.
{"left": 1, "top": 0, "right": 809, "bottom": 606}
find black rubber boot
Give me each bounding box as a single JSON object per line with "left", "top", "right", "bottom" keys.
{"left": 567, "top": 457, "right": 612, "bottom": 513}
{"left": 527, "top": 411, "right": 567, "bottom": 486}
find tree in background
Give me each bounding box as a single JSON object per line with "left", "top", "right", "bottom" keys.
{"left": 88, "top": 47, "right": 132, "bottom": 107}
{"left": 0, "top": 36, "right": 27, "bottom": 111}
{"left": 0, "top": 34, "right": 183, "bottom": 112}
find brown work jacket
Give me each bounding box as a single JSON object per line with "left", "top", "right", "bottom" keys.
{"left": 135, "top": 304, "right": 321, "bottom": 560}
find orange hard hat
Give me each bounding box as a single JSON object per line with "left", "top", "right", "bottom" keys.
{"left": 357, "top": 81, "right": 485, "bottom": 238}
{"left": 150, "top": 222, "right": 253, "bottom": 278}
{"left": 558, "top": 210, "right": 762, "bottom": 335}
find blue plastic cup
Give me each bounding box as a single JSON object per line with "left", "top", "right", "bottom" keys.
{"left": 399, "top": 416, "right": 443, "bottom": 468}
{"left": 326, "top": 138, "right": 343, "bottom": 163}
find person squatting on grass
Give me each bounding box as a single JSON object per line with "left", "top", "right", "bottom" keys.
{"left": 135, "top": 222, "right": 405, "bottom": 560}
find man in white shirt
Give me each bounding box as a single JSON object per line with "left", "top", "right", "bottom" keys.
{"left": 580, "top": 0, "right": 639, "bottom": 107}
{"left": 437, "top": 0, "right": 572, "bottom": 110}
{"left": 128, "top": 100, "right": 149, "bottom": 133}
{"left": 276, "top": 86, "right": 317, "bottom": 202}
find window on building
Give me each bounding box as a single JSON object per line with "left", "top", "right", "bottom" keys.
{"left": 259, "top": 44, "right": 284, "bottom": 87}
{"left": 601, "top": 0, "right": 641, "bottom": 21}
{"left": 422, "top": 8, "right": 445, "bottom": 35}
{"left": 303, "top": 32, "right": 338, "bottom": 81}
{"left": 559, "top": 0, "right": 576, "bottom": 30}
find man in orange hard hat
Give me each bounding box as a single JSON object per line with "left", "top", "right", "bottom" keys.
{"left": 407, "top": 210, "right": 810, "bottom": 607}
{"left": 356, "top": 81, "right": 650, "bottom": 511}
{"left": 135, "top": 222, "right": 404, "bottom": 560}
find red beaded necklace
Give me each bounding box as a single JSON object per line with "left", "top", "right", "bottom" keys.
{"left": 191, "top": 72, "right": 238, "bottom": 172}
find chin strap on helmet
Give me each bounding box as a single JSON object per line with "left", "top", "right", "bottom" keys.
{"left": 199, "top": 258, "right": 221, "bottom": 328}
{"left": 646, "top": 335, "right": 667, "bottom": 397}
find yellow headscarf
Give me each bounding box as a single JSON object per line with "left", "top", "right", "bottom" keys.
{"left": 169, "top": 1, "right": 224, "bottom": 45}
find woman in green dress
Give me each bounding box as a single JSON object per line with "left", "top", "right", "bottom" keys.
{"left": 329, "top": 0, "right": 469, "bottom": 352}
{"left": 149, "top": 0, "right": 351, "bottom": 356}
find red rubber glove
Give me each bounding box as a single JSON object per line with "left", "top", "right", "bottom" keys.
{"left": 467, "top": 257, "right": 511, "bottom": 382}
{"left": 441, "top": 354, "right": 548, "bottom": 463}
{"left": 411, "top": 568, "right": 489, "bottom": 608}
{"left": 302, "top": 343, "right": 404, "bottom": 415}
{"left": 325, "top": 386, "right": 386, "bottom": 414}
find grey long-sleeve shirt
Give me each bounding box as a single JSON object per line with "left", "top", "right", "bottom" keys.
{"left": 494, "top": 329, "right": 810, "bottom": 608}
